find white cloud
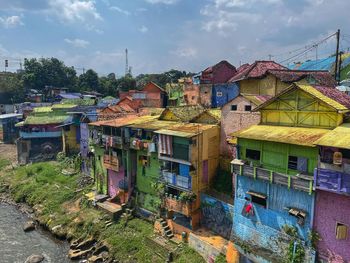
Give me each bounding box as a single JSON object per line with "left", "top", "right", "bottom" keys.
{"left": 0, "top": 15, "right": 24, "bottom": 28}
{"left": 110, "top": 6, "right": 131, "bottom": 16}
{"left": 64, "top": 38, "right": 90, "bottom": 48}
{"left": 171, "top": 47, "right": 197, "bottom": 58}
{"left": 139, "top": 25, "right": 148, "bottom": 33}
{"left": 48, "top": 0, "right": 102, "bottom": 23}
{"left": 145, "top": 0, "right": 179, "bottom": 4}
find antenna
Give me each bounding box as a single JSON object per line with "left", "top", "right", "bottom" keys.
{"left": 125, "top": 48, "right": 128, "bottom": 76}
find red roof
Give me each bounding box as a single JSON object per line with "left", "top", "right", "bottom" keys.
{"left": 202, "top": 60, "right": 236, "bottom": 74}
{"left": 313, "top": 85, "right": 350, "bottom": 109}
{"left": 267, "top": 69, "right": 336, "bottom": 87}
{"left": 229, "top": 61, "right": 286, "bottom": 82}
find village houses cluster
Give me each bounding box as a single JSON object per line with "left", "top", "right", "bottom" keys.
{"left": 2, "top": 56, "right": 350, "bottom": 263}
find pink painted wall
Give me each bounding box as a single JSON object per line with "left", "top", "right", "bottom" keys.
{"left": 108, "top": 166, "right": 125, "bottom": 198}
{"left": 220, "top": 96, "right": 261, "bottom": 157}
{"left": 314, "top": 190, "right": 350, "bottom": 262}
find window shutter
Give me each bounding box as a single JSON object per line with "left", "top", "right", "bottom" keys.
{"left": 297, "top": 157, "right": 308, "bottom": 173}
{"left": 336, "top": 224, "right": 348, "bottom": 240}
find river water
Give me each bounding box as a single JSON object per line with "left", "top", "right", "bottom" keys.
{"left": 0, "top": 203, "right": 71, "bottom": 263}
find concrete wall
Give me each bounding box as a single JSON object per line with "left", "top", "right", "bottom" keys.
{"left": 200, "top": 193, "right": 234, "bottom": 239}
{"left": 314, "top": 190, "right": 350, "bottom": 262}
{"left": 184, "top": 84, "right": 200, "bottom": 106}
{"left": 233, "top": 175, "right": 314, "bottom": 255}
{"left": 199, "top": 84, "right": 212, "bottom": 108}
{"left": 220, "top": 96, "right": 261, "bottom": 157}
{"left": 188, "top": 233, "right": 224, "bottom": 262}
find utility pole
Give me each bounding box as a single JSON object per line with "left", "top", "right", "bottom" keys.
{"left": 334, "top": 29, "right": 340, "bottom": 82}
{"left": 125, "top": 48, "right": 129, "bottom": 77}
{"left": 268, "top": 54, "right": 273, "bottom": 61}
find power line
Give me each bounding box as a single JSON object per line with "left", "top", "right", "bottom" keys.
{"left": 276, "top": 32, "right": 337, "bottom": 64}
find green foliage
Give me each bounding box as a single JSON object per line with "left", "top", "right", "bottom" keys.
{"left": 212, "top": 167, "right": 233, "bottom": 195}
{"left": 308, "top": 230, "right": 321, "bottom": 249}
{"left": 0, "top": 158, "right": 10, "bottom": 170}
{"left": 78, "top": 69, "right": 99, "bottom": 92}
{"left": 282, "top": 225, "right": 305, "bottom": 263}
{"left": 214, "top": 253, "right": 226, "bottom": 263}
{"left": 0, "top": 72, "right": 25, "bottom": 104}
{"left": 179, "top": 192, "right": 196, "bottom": 202}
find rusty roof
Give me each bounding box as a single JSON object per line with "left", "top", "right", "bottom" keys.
{"left": 127, "top": 120, "right": 177, "bottom": 130}
{"left": 232, "top": 125, "right": 329, "bottom": 147}
{"left": 155, "top": 122, "right": 218, "bottom": 137}
{"left": 89, "top": 115, "right": 158, "bottom": 128}
{"left": 315, "top": 123, "right": 350, "bottom": 149}
{"left": 159, "top": 105, "right": 205, "bottom": 122}
{"left": 241, "top": 94, "right": 272, "bottom": 106}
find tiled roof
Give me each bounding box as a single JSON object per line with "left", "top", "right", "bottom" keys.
{"left": 202, "top": 60, "right": 236, "bottom": 74}
{"left": 311, "top": 85, "right": 350, "bottom": 110}
{"left": 229, "top": 61, "right": 287, "bottom": 82}
{"left": 267, "top": 69, "right": 336, "bottom": 87}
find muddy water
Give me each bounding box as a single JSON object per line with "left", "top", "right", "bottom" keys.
{"left": 0, "top": 203, "right": 71, "bottom": 263}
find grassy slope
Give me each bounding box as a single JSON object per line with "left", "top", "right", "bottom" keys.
{"left": 0, "top": 159, "right": 204, "bottom": 263}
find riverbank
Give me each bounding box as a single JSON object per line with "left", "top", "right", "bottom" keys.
{"left": 0, "top": 146, "right": 205, "bottom": 263}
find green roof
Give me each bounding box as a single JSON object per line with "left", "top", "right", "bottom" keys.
{"left": 23, "top": 114, "right": 69, "bottom": 125}
{"left": 52, "top": 104, "right": 77, "bottom": 109}
{"left": 33, "top": 107, "right": 53, "bottom": 113}
{"left": 61, "top": 98, "right": 96, "bottom": 106}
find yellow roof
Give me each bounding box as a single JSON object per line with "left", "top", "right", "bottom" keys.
{"left": 297, "top": 84, "right": 348, "bottom": 111}
{"left": 128, "top": 120, "right": 176, "bottom": 130}
{"left": 232, "top": 125, "right": 330, "bottom": 147}
{"left": 155, "top": 123, "right": 217, "bottom": 137}
{"left": 315, "top": 124, "right": 350, "bottom": 149}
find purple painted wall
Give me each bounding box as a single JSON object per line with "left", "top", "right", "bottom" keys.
{"left": 108, "top": 166, "right": 125, "bottom": 199}
{"left": 314, "top": 190, "right": 350, "bottom": 262}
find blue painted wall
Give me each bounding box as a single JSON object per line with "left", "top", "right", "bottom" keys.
{"left": 201, "top": 193, "right": 234, "bottom": 239}
{"left": 233, "top": 175, "right": 314, "bottom": 252}
{"left": 211, "top": 83, "right": 239, "bottom": 108}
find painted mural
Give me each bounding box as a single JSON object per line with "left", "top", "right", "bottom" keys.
{"left": 200, "top": 193, "right": 234, "bottom": 239}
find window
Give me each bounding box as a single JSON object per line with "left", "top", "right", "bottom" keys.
{"left": 247, "top": 191, "right": 267, "bottom": 208}
{"left": 177, "top": 175, "right": 190, "bottom": 189}
{"left": 245, "top": 105, "right": 252, "bottom": 111}
{"left": 231, "top": 105, "right": 237, "bottom": 111}
{"left": 336, "top": 222, "right": 348, "bottom": 240}
{"left": 246, "top": 149, "right": 261, "bottom": 161}
{"left": 288, "top": 156, "right": 308, "bottom": 173}
{"left": 217, "top": 91, "right": 223, "bottom": 97}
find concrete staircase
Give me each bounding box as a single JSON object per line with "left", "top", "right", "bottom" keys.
{"left": 159, "top": 218, "right": 174, "bottom": 239}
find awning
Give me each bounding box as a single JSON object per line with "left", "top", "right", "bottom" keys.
{"left": 232, "top": 125, "right": 330, "bottom": 147}
{"left": 155, "top": 129, "right": 195, "bottom": 138}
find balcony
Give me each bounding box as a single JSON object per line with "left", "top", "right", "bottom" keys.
{"left": 103, "top": 154, "right": 119, "bottom": 171}
{"left": 161, "top": 170, "right": 191, "bottom": 190}
{"left": 164, "top": 196, "right": 194, "bottom": 217}
{"left": 315, "top": 168, "right": 350, "bottom": 195}
{"left": 232, "top": 161, "right": 313, "bottom": 194}
{"left": 20, "top": 131, "right": 62, "bottom": 139}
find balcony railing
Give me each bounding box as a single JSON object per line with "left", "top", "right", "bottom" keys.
{"left": 161, "top": 170, "right": 191, "bottom": 190}
{"left": 164, "top": 196, "right": 194, "bottom": 217}
{"left": 103, "top": 154, "right": 119, "bottom": 171}
{"left": 20, "top": 131, "right": 62, "bottom": 139}
{"left": 232, "top": 162, "right": 313, "bottom": 194}
{"left": 315, "top": 168, "right": 350, "bottom": 195}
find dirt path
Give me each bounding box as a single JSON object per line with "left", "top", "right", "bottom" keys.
{"left": 0, "top": 143, "right": 17, "bottom": 163}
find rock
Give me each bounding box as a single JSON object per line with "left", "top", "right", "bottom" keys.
{"left": 88, "top": 255, "right": 103, "bottom": 263}
{"left": 68, "top": 247, "right": 95, "bottom": 260}
{"left": 24, "top": 254, "right": 44, "bottom": 263}
{"left": 23, "top": 220, "right": 36, "bottom": 232}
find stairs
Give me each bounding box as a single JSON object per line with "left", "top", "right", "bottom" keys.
{"left": 159, "top": 218, "right": 174, "bottom": 239}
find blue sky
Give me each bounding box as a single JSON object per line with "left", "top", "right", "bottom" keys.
{"left": 0, "top": 0, "right": 349, "bottom": 76}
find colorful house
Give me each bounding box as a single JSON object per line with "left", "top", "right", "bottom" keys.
{"left": 155, "top": 122, "right": 220, "bottom": 235}
{"left": 119, "top": 82, "right": 167, "bottom": 108}
{"left": 231, "top": 83, "right": 350, "bottom": 262}
{"left": 221, "top": 94, "right": 271, "bottom": 159}
{"left": 313, "top": 125, "right": 350, "bottom": 262}
{"left": 199, "top": 60, "right": 237, "bottom": 108}
{"left": 229, "top": 61, "right": 336, "bottom": 96}
{"left": 0, "top": 113, "right": 22, "bottom": 143}
{"left": 88, "top": 116, "right": 158, "bottom": 202}
{"left": 211, "top": 83, "right": 239, "bottom": 108}
{"left": 159, "top": 105, "right": 204, "bottom": 123}
{"left": 166, "top": 83, "right": 185, "bottom": 107}
{"left": 183, "top": 83, "right": 200, "bottom": 106}
{"left": 16, "top": 106, "right": 72, "bottom": 164}
{"left": 126, "top": 119, "right": 176, "bottom": 213}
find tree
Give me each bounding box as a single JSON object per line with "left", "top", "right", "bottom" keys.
{"left": 0, "top": 72, "right": 25, "bottom": 104}
{"left": 78, "top": 69, "right": 99, "bottom": 92}
{"left": 116, "top": 75, "right": 136, "bottom": 92}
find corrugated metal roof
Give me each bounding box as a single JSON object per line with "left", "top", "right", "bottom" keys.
{"left": 0, "top": 113, "right": 22, "bottom": 119}
{"left": 33, "top": 107, "right": 53, "bottom": 113}
{"left": 155, "top": 122, "right": 217, "bottom": 137}
{"left": 315, "top": 124, "right": 350, "bottom": 149}
{"left": 241, "top": 94, "right": 272, "bottom": 106}
{"left": 23, "top": 115, "right": 70, "bottom": 125}
{"left": 128, "top": 120, "right": 176, "bottom": 130}
{"left": 232, "top": 125, "right": 329, "bottom": 147}
{"left": 89, "top": 115, "right": 158, "bottom": 128}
